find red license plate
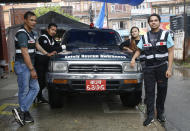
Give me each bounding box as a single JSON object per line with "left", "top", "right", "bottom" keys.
{"left": 86, "top": 80, "right": 106, "bottom": 91}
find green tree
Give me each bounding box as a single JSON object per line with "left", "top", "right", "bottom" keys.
{"left": 33, "top": 6, "right": 79, "bottom": 21}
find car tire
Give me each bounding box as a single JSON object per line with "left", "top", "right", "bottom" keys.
{"left": 120, "top": 91, "right": 142, "bottom": 107}
{"left": 48, "top": 86, "right": 63, "bottom": 108}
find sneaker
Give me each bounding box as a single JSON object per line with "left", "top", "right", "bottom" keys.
{"left": 38, "top": 97, "right": 48, "bottom": 104}
{"left": 12, "top": 108, "right": 25, "bottom": 126}
{"left": 33, "top": 98, "right": 38, "bottom": 104}
{"left": 143, "top": 117, "right": 154, "bottom": 126}
{"left": 157, "top": 114, "right": 166, "bottom": 122}
{"left": 24, "top": 111, "right": 34, "bottom": 123}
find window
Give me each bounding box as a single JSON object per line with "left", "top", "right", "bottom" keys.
{"left": 76, "top": 4, "right": 80, "bottom": 11}
{"left": 158, "top": 8, "right": 162, "bottom": 14}
{"left": 111, "top": 5, "right": 115, "bottom": 13}
{"left": 84, "top": 3, "right": 88, "bottom": 10}
{"left": 120, "top": 21, "right": 124, "bottom": 29}
{"left": 153, "top": 8, "right": 156, "bottom": 13}
{"left": 169, "top": 7, "right": 173, "bottom": 14}
{"left": 176, "top": 6, "right": 179, "bottom": 14}
{"left": 144, "top": 22, "right": 146, "bottom": 28}
{"left": 162, "top": 7, "right": 169, "bottom": 14}
{"left": 141, "top": 22, "right": 143, "bottom": 28}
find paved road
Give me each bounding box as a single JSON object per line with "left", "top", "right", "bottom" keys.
{"left": 165, "top": 68, "right": 190, "bottom": 131}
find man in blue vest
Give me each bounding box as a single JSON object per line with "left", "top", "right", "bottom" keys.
{"left": 130, "top": 13, "right": 174, "bottom": 126}
{"left": 12, "top": 11, "right": 56, "bottom": 126}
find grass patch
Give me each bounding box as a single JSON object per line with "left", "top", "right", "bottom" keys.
{"left": 174, "top": 58, "right": 190, "bottom": 68}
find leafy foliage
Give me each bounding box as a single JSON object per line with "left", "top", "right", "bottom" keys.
{"left": 33, "top": 6, "right": 79, "bottom": 21}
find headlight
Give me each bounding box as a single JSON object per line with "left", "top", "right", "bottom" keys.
{"left": 53, "top": 62, "right": 68, "bottom": 72}
{"left": 122, "top": 62, "right": 141, "bottom": 72}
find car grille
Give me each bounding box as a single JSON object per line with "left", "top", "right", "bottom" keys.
{"left": 68, "top": 64, "right": 122, "bottom": 73}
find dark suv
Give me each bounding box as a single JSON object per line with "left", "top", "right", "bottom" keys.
{"left": 47, "top": 28, "right": 143, "bottom": 108}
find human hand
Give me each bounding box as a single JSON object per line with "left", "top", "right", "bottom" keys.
{"left": 166, "top": 69, "right": 172, "bottom": 78}
{"left": 30, "top": 69, "right": 38, "bottom": 79}
{"left": 124, "top": 47, "right": 133, "bottom": 53}
{"left": 130, "top": 59, "right": 136, "bottom": 68}
{"left": 47, "top": 51, "right": 57, "bottom": 57}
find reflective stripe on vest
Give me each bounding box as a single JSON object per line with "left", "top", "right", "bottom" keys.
{"left": 155, "top": 52, "right": 168, "bottom": 58}
{"left": 16, "top": 49, "right": 35, "bottom": 53}
{"left": 140, "top": 55, "right": 146, "bottom": 59}
{"left": 16, "top": 29, "right": 36, "bottom": 41}
{"left": 143, "top": 44, "right": 152, "bottom": 47}
{"left": 41, "top": 34, "right": 54, "bottom": 45}
{"left": 160, "top": 30, "right": 167, "bottom": 40}
{"left": 156, "top": 42, "right": 167, "bottom": 46}
{"left": 144, "top": 33, "right": 148, "bottom": 44}
{"left": 36, "top": 51, "right": 44, "bottom": 55}
{"left": 140, "top": 53, "right": 168, "bottom": 60}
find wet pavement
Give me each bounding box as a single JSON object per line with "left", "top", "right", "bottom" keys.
{"left": 165, "top": 67, "right": 190, "bottom": 131}
{"left": 0, "top": 67, "right": 190, "bottom": 131}
{"left": 0, "top": 94, "right": 165, "bottom": 131}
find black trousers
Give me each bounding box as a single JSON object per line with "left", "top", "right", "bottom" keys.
{"left": 34, "top": 55, "right": 49, "bottom": 99}
{"left": 143, "top": 63, "right": 168, "bottom": 118}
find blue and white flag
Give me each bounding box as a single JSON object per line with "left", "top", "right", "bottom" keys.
{"left": 95, "top": 2, "right": 105, "bottom": 29}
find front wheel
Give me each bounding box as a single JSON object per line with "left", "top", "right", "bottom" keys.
{"left": 48, "top": 86, "right": 63, "bottom": 108}
{"left": 120, "top": 91, "right": 142, "bottom": 107}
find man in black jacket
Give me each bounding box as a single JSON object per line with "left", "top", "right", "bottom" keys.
{"left": 35, "top": 23, "right": 63, "bottom": 103}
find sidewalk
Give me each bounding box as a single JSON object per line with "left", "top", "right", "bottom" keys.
{"left": 0, "top": 73, "right": 17, "bottom": 100}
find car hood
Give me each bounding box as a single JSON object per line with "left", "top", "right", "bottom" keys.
{"left": 51, "top": 48, "right": 133, "bottom": 61}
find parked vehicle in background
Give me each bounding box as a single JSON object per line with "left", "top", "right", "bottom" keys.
{"left": 116, "top": 29, "right": 130, "bottom": 41}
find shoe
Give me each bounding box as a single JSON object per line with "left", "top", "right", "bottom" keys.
{"left": 24, "top": 111, "right": 34, "bottom": 123}
{"left": 12, "top": 108, "right": 25, "bottom": 126}
{"left": 157, "top": 114, "right": 166, "bottom": 122}
{"left": 143, "top": 117, "right": 154, "bottom": 126}
{"left": 33, "top": 98, "right": 38, "bottom": 104}
{"left": 38, "top": 97, "right": 48, "bottom": 104}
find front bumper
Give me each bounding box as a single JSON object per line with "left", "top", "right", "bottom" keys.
{"left": 47, "top": 72, "right": 143, "bottom": 93}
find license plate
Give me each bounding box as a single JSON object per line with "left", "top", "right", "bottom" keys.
{"left": 86, "top": 80, "right": 106, "bottom": 91}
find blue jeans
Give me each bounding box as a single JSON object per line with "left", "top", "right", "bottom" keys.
{"left": 14, "top": 61, "right": 39, "bottom": 112}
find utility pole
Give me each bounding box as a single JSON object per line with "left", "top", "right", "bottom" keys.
{"left": 183, "top": 0, "right": 186, "bottom": 61}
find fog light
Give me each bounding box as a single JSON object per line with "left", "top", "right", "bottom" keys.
{"left": 53, "top": 79, "right": 68, "bottom": 84}
{"left": 124, "top": 79, "right": 138, "bottom": 84}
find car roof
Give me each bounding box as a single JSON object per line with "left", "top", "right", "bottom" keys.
{"left": 67, "top": 28, "right": 117, "bottom": 32}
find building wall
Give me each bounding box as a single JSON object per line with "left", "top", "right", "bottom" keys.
{"left": 0, "top": 6, "right": 8, "bottom": 67}
{"left": 2, "top": 3, "right": 38, "bottom": 28}
{"left": 2, "top": 2, "right": 73, "bottom": 28}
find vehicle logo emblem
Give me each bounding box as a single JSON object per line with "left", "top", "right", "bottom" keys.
{"left": 92, "top": 65, "right": 99, "bottom": 72}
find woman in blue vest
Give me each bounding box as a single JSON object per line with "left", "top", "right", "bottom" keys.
{"left": 130, "top": 14, "right": 174, "bottom": 126}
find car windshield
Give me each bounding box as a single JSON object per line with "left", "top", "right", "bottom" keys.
{"left": 62, "top": 29, "right": 121, "bottom": 49}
